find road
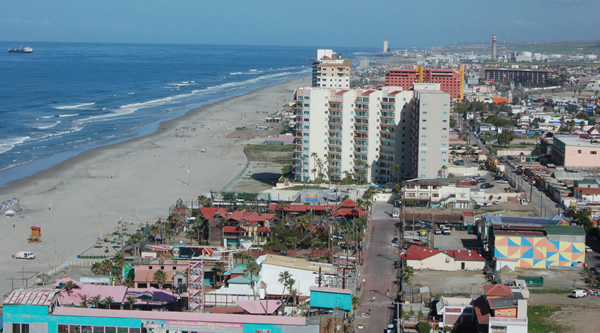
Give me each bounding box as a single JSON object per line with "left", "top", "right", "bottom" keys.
{"left": 464, "top": 121, "right": 561, "bottom": 218}
{"left": 503, "top": 162, "right": 562, "bottom": 218}
{"left": 354, "top": 201, "right": 401, "bottom": 333}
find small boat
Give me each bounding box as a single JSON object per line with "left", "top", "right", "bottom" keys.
{"left": 8, "top": 45, "right": 33, "bottom": 54}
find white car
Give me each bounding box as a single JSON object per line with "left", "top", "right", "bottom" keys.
{"left": 482, "top": 202, "right": 492, "bottom": 207}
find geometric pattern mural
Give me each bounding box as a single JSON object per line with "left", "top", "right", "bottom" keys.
{"left": 494, "top": 235, "right": 585, "bottom": 268}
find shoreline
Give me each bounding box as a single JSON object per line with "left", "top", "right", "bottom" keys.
{"left": 0, "top": 76, "right": 309, "bottom": 297}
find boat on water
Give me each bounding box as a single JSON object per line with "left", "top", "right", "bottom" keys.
{"left": 8, "top": 45, "right": 33, "bottom": 54}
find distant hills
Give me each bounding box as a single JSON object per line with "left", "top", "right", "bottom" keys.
{"left": 440, "top": 40, "right": 600, "bottom": 54}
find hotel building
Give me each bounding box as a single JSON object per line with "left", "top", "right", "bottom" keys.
{"left": 292, "top": 83, "right": 450, "bottom": 183}
{"left": 384, "top": 66, "right": 464, "bottom": 100}
{"left": 312, "top": 49, "right": 351, "bottom": 89}
{"left": 484, "top": 67, "right": 553, "bottom": 85}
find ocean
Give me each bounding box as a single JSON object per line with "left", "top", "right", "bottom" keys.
{"left": 0, "top": 42, "right": 374, "bottom": 188}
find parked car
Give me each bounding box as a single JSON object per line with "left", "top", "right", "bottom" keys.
{"left": 493, "top": 175, "right": 505, "bottom": 180}
{"left": 434, "top": 228, "right": 442, "bottom": 235}
{"left": 391, "top": 237, "right": 399, "bottom": 243}
{"left": 507, "top": 156, "right": 514, "bottom": 160}
{"left": 14, "top": 251, "right": 35, "bottom": 260}
{"left": 482, "top": 202, "right": 492, "bottom": 207}
{"left": 591, "top": 267, "right": 600, "bottom": 276}
{"left": 442, "top": 227, "right": 451, "bottom": 235}
{"left": 474, "top": 204, "right": 482, "bottom": 209}
{"left": 493, "top": 200, "right": 500, "bottom": 205}
{"left": 586, "top": 246, "right": 593, "bottom": 253}
{"left": 481, "top": 183, "right": 495, "bottom": 189}
{"left": 570, "top": 290, "right": 587, "bottom": 298}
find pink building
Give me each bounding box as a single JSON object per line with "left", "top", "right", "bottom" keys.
{"left": 552, "top": 135, "right": 600, "bottom": 167}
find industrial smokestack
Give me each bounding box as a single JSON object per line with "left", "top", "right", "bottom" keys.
{"left": 492, "top": 35, "right": 497, "bottom": 61}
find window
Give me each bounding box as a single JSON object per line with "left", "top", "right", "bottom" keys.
{"left": 578, "top": 150, "right": 582, "bottom": 154}
{"left": 592, "top": 151, "right": 597, "bottom": 155}
{"left": 13, "top": 324, "right": 30, "bottom": 333}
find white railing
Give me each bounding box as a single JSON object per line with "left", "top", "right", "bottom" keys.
{"left": 46, "top": 261, "right": 96, "bottom": 277}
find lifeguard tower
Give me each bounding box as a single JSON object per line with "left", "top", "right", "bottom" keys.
{"left": 28, "top": 226, "right": 41, "bottom": 243}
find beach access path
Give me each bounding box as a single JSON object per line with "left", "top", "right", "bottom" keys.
{"left": 0, "top": 77, "right": 310, "bottom": 297}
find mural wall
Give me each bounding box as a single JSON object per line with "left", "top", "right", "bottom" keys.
{"left": 494, "top": 235, "right": 585, "bottom": 268}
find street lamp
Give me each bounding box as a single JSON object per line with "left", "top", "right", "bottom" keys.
{"left": 188, "top": 145, "right": 191, "bottom": 186}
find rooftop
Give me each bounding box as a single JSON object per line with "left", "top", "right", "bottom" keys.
{"left": 544, "top": 225, "right": 586, "bottom": 235}
{"left": 555, "top": 135, "right": 600, "bottom": 147}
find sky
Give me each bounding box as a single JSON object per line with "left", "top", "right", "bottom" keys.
{"left": 1, "top": 0, "right": 598, "bottom": 49}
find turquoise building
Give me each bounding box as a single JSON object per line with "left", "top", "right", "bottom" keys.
{"left": 4, "top": 289, "right": 317, "bottom": 333}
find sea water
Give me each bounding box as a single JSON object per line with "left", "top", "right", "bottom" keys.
{"left": 0, "top": 42, "right": 374, "bottom": 187}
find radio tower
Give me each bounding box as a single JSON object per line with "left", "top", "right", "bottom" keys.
{"left": 492, "top": 35, "right": 497, "bottom": 61}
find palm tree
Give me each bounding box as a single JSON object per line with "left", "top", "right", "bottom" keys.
{"left": 149, "top": 224, "right": 161, "bottom": 243}
{"left": 285, "top": 278, "right": 296, "bottom": 304}
{"left": 197, "top": 195, "right": 212, "bottom": 207}
{"left": 102, "top": 296, "right": 114, "bottom": 309}
{"left": 164, "top": 228, "right": 175, "bottom": 244}
{"left": 63, "top": 280, "right": 79, "bottom": 296}
{"left": 91, "top": 262, "right": 104, "bottom": 276}
{"left": 244, "top": 263, "right": 261, "bottom": 299}
{"left": 153, "top": 269, "right": 168, "bottom": 289}
{"left": 79, "top": 295, "right": 88, "bottom": 308}
{"left": 91, "top": 295, "right": 101, "bottom": 308}
{"left": 126, "top": 295, "right": 137, "bottom": 310}
{"left": 216, "top": 216, "right": 227, "bottom": 247}
{"left": 278, "top": 270, "right": 291, "bottom": 301}
{"left": 213, "top": 262, "right": 226, "bottom": 287}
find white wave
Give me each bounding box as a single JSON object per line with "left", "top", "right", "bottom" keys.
{"left": 58, "top": 113, "right": 79, "bottom": 118}
{"left": 53, "top": 102, "right": 96, "bottom": 110}
{"left": 230, "top": 70, "right": 263, "bottom": 75}
{"left": 128, "top": 92, "right": 135, "bottom": 95}
{"left": 34, "top": 121, "right": 61, "bottom": 130}
{"left": 74, "top": 67, "right": 310, "bottom": 125}
{"left": 41, "top": 115, "right": 55, "bottom": 119}
{"left": 0, "top": 136, "right": 31, "bottom": 154}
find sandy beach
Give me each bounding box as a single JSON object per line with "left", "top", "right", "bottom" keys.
{"left": 0, "top": 77, "right": 309, "bottom": 296}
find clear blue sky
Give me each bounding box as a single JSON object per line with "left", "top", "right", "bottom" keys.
{"left": 1, "top": 0, "right": 598, "bottom": 49}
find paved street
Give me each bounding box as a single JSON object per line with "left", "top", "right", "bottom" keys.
{"left": 504, "top": 162, "right": 562, "bottom": 218}
{"left": 354, "top": 201, "right": 401, "bottom": 332}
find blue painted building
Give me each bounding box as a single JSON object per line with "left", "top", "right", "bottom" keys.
{"left": 4, "top": 289, "right": 317, "bottom": 333}
{"left": 309, "top": 287, "right": 353, "bottom": 313}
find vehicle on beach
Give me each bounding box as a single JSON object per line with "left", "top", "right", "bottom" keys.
{"left": 14, "top": 251, "right": 35, "bottom": 260}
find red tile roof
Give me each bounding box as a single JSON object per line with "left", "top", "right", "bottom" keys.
{"left": 403, "top": 245, "right": 444, "bottom": 260}
{"left": 223, "top": 226, "right": 244, "bottom": 234}
{"left": 482, "top": 284, "right": 513, "bottom": 297}
{"left": 462, "top": 212, "right": 474, "bottom": 217}
{"left": 444, "top": 249, "right": 485, "bottom": 261}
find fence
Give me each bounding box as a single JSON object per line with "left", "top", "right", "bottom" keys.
{"left": 47, "top": 261, "right": 96, "bottom": 277}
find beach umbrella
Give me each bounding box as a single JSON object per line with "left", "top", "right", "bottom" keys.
{"left": 12, "top": 198, "right": 17, "bottom": 201}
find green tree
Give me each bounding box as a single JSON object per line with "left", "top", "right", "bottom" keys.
{"left": 216, "top": 216, "right": 227, "bottom": 247}
{"left": 213, "top": 262, "right": 226, "bottom": 286}
{"left": 153, "top": 269, "right": 168, "bottom": 289}
{"left": 63, "top": 280, "right": 79, "bottom": 296}
{"left": 91, "top": 295, "right": 101, "bottom": 308}
{"left": 497, "top": 130, "right": 516, "bottom": 147}
{"left": 416, "top": 321, "right": 431, "bottom": 333}
{"left": 278, "top": 270, "right": 292, "bottom": 302}
{"left": 402, "top": 266, "right": 414, "bottom": 285}
{"left": 102, "top": 296, "right": 114, "bottom": 309}
{"left": 126, "top": 295, "right": 137, "bottom": 310}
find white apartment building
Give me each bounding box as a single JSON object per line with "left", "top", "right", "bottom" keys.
{"left": 292, "top": 83, "right": 450, "bottom": 183}
{"left": 411, "top": 84, "right": 451, "bottom": 178}
{"left": 312, "top": 49, "right": 351, "bottom": 88}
